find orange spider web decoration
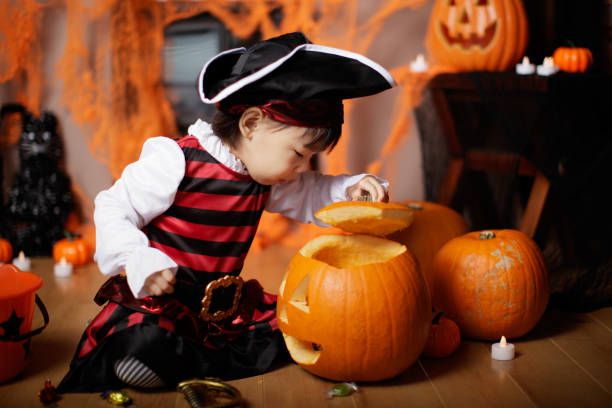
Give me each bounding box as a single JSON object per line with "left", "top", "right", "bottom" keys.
{"left": 0, "top": 0, "right": 448, "bottom": 251}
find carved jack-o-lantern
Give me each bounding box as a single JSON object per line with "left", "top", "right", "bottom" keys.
{"left": 425, "top": 0, "right": 528, "bottom": 71}
{"left": 277, "top": 202, "right": 431, "bottom": 381}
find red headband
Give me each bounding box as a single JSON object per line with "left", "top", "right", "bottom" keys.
{"left": 218, "top": 100, "right": 343, "bottom": 128}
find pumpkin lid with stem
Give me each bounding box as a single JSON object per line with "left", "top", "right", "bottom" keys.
{"left": 314, "top": 200, "right": 414, "bottom": 236}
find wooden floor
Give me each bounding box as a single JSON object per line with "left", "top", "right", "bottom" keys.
{"left": 1, "top": 246, "right": 612, "bottom": 408}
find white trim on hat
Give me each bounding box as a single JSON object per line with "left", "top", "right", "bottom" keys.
{"left": 198, "top": 43, "right": 397, "bottom": 104}
{"left": 198, "top": 46, "right": 246, "bottom": 103}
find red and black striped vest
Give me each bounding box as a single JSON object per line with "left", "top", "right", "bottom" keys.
{"left": 145, "top": 135, "right": 270, "bottom": 285}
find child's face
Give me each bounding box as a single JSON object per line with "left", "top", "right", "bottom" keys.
{"left": 236, "top": 118, "right": 318, "bottom": 185}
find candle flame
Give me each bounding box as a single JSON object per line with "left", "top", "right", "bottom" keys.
{"left": 500, "top": 336, "right": 507, "bottom": 346}
{"left": 18, "top": 251, "right": 25, "bottom": 260}
{"left": 543, "top": 57, "right": 554, "bottom": 67}
{"left": 416, "top": 54, "right": 425, "bottom": 63}
{"left": 521, "top": 56, "right": 530, "bottom": 65}
{"left": 60, "top": 257, "right": 67, "bottom": 266}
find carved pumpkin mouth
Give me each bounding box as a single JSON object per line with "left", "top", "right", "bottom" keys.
{"left": 439, "top": 20, "right": 497, "bottom": 50}
{"left": 282, "top": 334, "right": 322, "bottom": 365}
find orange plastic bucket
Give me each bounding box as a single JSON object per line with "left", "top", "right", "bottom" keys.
{"left": 0, "top": 264, "right": 48, "bottom": 382}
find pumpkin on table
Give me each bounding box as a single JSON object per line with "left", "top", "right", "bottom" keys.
{"left": 387, "top": 201, "right": 468, "bottom": 297}
{"left": 277, "top": 201, "right": 431, "bottom": 381}
{"left": 52, "top": 233, "right": 92, "bottom": 267}
{"left": 431, "top": 229, "right": 549, "bottom": 340}
{"left": 0, "top": 238, "right": 13, "bottom": 264}
{"left": 425, "top": 0, "right": 529, "bottom": 71}
{"left": 553, "top": 46, "right": 593, "bottom": 73}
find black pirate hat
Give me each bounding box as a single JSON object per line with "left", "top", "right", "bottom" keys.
{"left": 198, "top": 32, "right": 396, "bottom": 127}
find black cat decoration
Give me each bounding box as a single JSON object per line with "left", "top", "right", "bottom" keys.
{"left": 1, "top": 104, "right": 73, "bottom": 255}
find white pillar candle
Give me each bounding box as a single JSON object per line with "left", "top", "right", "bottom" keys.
{"left": 54, "top": 257, "right": 73, "bottom": 278}
{"left": 491, "top": 336, "right": 515, "bottom": 360}
{"left": 515, "top": 56, "right": 535, "bottom": 75}
{"left": 12, "top": 251, "right": 31, "bottom": 271}
{"left": 410, "top": 54, "right": 429, "bottom": 73}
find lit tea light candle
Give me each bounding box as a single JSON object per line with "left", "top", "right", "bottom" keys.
{"left": 536, "top": 56, "right": 558, "bottom": 76}
{"left": 491, "top": 336, "right": 515, "bottom": 360}
{"left": 515, "top": 56, "right": 535, "bottom": 75}
{"left": 54, "top": 257, "right": 73, "bottom": 278}
{"left": 12, "top": 251, "right": 31, "bottom": 271}
{"left": 410, "top": 54, "right": 429, "bottom": 73}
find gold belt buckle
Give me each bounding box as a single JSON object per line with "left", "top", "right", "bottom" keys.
{"left": 200, "top": 276, "right": 244, "bottom": 322}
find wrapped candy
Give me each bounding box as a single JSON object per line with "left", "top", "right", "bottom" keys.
{"left": 100, "top": 390, "right": 134, "bottom": 406}
{"left": 327, "top": 382, "right": 359, "bottom": 398}
{"left": 38, "top": 379, "right": 60, "bottom": 405}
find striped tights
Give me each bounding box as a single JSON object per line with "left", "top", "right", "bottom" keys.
{"left": 113, "top": 356, "right": 165, "bottom": 388}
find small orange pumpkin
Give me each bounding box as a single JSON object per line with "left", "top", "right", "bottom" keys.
{"left": 52, "top": 233, "right": 92, "bottom": 266}
{"left": 387, "top": 201, "right": 469, "bottom": 297}
{"left": 277, "top": 201, "right": 431, "bottom": 381}
{"left": 431, "top": 230, "right": 549, "bottom": 340}
{"left": 0, "top": 238, "right": 13, "bottom": 264}
{"left": 422, "top": 311, "right": 461, "bottom": 358}
{"left": 553, "top": 46, "right": 593, "bottom": 73}
{"left": 425, "top": 0, "right": 529, "bottom": 71}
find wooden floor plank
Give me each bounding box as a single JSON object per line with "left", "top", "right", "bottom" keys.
{"left": 539, "top": 310, "right": 612, "bottom": 394}
{"left": 420, "top": 340, "right": 536, "bottom": 408}
{"left": 230, "top": 374, "right": 265, "bottom": 407}
{"left": 500, "top": 311, "right": 612, "bottom": 408}
{"left": 588, "top": 307, "right": 612, "bottom": 332}
{"left": 259, "top": 363, "right": 357, "bottom": 407}
{"left": 352, "top": 360, "right": 444, "bottom": 408}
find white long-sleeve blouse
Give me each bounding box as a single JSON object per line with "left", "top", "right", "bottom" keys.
{"left": 93, "top": 119, "right": 387, "bottom": 298}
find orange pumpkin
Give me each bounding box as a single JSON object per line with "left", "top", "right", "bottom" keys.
{"left": 422, "top": 312, "right": 461, "bottom": 358}
{"left": 431, "top": 230, "right": 549, "bottom": 340}
{"left": 52, "top": 233, "right": 92, "bottom": 266}
{"left": 553, "top": 46, "right": 593, "bottom": 73}
{"left": 425, "top": 0, "right": 528, "bottom": 71}
{"left": 0, "top": 238, "right": 13, "bottom": 264}
{"left": 277, "top": 201, "right": 431, "bottom": 381}
{"left": 387, "top": 201, "right": 469, "bottom": 297}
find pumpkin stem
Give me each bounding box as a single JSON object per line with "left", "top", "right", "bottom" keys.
{"left": 407, "top": 203, "right": 424, "bottom": 211}
{"left": 432, "top": 311, "right": 444, "bottom": 325}
{"left": 63, "top": 230, "right": 81, "bottom": 241}
{"left": 358, "top": 192, "right": 372, "bottom": 202}
{"left": 479, "top": 231, "right": 495, "bottom": 240}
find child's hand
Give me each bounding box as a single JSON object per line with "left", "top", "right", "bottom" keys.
{"left": 347, "top": 176, "right": 389, "bottom": 202}
{"left": 143, "top": 268, "right": 176, "bottom": 296}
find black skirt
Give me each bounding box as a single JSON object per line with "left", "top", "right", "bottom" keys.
{"left": 57, "top": 276, "right": 288, "bottom": 393}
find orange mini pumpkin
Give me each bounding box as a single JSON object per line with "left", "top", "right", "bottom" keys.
{"left": 431, "top": 230, "right": 549, "bottom": 340}
{"left": 277, "top": 201, "right": 431, "bottom": 381}
{"left": 387, "top": 201, "right": 469, "bottom": 297}
{"left": 425, "top": 0, "right": 528, "bottom": 71}
{"left": 53, "top": 233, "right": 92, "bottom": 266}
{"left": 553, "top": 46, "right": 593, "bottom": 73}
{"left": 0, "top": 238, "right": 13, "bottom": 264}
{"left": 422, "top": 312, "right": 461, "bottom": 358}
